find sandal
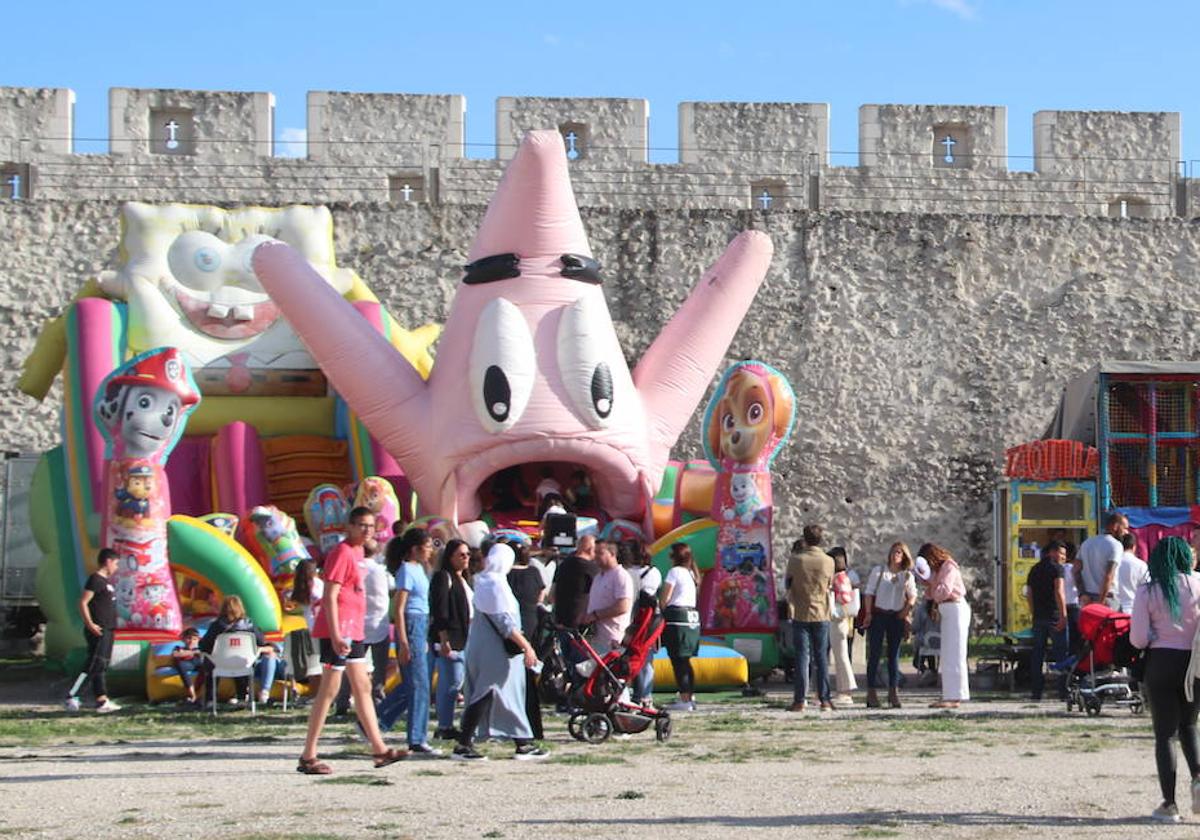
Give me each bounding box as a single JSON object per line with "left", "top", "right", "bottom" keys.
{"left": 373, "top": 747, "right": 408, "bottom": 768}
{"left": 296, "top": 756, "right": 332, "bottom": 775}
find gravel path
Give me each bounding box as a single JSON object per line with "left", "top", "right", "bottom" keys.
{"left": 0, "top": 680, "right": 1195, "bottom": 840}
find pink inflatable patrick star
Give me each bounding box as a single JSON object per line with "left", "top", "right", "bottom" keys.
{"left": 253, "top": 130, "right": 773, "bottom": 529}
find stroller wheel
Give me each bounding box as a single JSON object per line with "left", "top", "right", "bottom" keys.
{"left": 655, "top": 715, "right": 672, "bottom": 743}
{"left": 567, "top": 713, "right": 587, "bottom": 742}
{"left": 1131, "top": 699, "right": 1145, "bottom": 716}
{"left": 582, "top": 713, "right": 612, "bottom": 744}
{"left": 1085, "top": 698, "right": 1102, "bottom": 717}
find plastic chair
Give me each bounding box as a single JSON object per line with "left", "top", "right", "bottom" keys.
{"left": 206, "top": 631, "right": 259, "bottom": 716}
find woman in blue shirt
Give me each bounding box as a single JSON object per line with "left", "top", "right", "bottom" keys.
{"left": 375, "top": 527, "right": 437, "bottom": 754}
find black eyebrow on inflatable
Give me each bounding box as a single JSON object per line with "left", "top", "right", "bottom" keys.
{"left": 560, "top": 253, "right": 602, "bottom": 285}
{"left": 462, "top": 253, "right": 521, "bottom": 284}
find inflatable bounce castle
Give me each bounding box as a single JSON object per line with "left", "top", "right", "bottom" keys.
{"left": 24, "top": 129, "right": 795, "bottom": 695}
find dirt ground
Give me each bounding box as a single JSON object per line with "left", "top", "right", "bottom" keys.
{"left": 0, "top": 666, "right": 1195, "bottom": 840}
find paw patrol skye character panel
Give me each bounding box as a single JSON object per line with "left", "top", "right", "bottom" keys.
{"left": 698, "top": 361, "right": 796, "bottom": 635}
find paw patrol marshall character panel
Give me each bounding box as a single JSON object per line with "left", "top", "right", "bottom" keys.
{"left": 94, "top": 347, "right": 201, "bottom": 637}
{"left": 697, "top": 361, "right": 796, "bottom": 636}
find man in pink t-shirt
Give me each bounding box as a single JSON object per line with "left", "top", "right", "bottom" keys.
{"left": 583, "top": 540, "right": 634, "bottom": 655}
{"left": 298, "top": 507, "right": 405, "bottom": 775}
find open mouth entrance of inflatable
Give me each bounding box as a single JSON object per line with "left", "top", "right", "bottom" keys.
{"left": 477, "top": 461, "right": 601, "bottom": 530}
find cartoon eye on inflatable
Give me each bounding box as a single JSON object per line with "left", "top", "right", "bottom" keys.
{"left": 167, "top": 231, "right": 228, "bottom": 292}
{"left": 470, "top": 298, "right": 536, "bottom": 433}
{"left": 231, "top": 234, "right": 277, "bottom": 290}
{"left": 747, "top": 402, "right": 764, "bottom": 424}
{"left": 557, "top": 289, "right": 627, "bottom": 429}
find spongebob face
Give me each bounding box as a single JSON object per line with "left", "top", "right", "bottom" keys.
{"left": 98, "top": 203, "right": 354, "bottom": 368}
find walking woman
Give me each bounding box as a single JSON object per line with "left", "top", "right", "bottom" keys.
{"left": 507, "top": 542, "right": 547, "bottom": 739}
{"left": 659, "top": 543, "right": 701, "bottom": 712}
{"left": 861, "top": 542, "right": 918, "bottom": 708}
{"left": 429, "top": 538, "right": 473, "bottom": 740}
{"left": 923, "top": 543, "right": 970, "bottom": 709}
{"left": 1131, "top": 536, "right": 1200, "bottom": 823}
{"left": 376, "top": 528, "right": 438, "bottom": 755}
{"left": 452, "top": 543, "right": 549, "bottom": 761}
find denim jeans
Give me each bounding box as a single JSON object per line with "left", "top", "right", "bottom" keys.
{"left": 1029, "top": 617, "right": 1069, "bottom": 698}
{"left": 376, "top": 612, "right": 431, "bottom": 746}
{"left": 632, "top": 658, "right": 655, "bottom": 702}
{"left": 866, "top": 612, "right": 904, "bottom": 689}
{"left": 434, "top": 652, "right": 465, "bottom": 731}
{"left": 793, "top": 620, "right": 831, "bottom": 704}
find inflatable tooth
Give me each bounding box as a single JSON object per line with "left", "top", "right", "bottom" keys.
{"left": 254, "top": 130, "right": 773, "bottom": 529}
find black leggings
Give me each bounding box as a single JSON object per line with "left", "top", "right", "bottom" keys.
{"left": 670, "top": 656, "right": 695, "bottom": 696}
{"left": 1145, "top": 648, "right": 1200, "bottom": 805}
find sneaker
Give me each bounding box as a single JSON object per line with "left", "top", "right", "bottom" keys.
{"left": 1192, "top": 778, "right": 1200, "bottom": 815}
{"left": 408, "top": 742, "right": 443, "bottom": 758}
{"left": 257, "top": 690, "right": 270, "bottom": 705}
{"left": 95, "top": 699, "right": 122, "bottom": 714}
{"left": 788, "top": 702, "right": 806, "bottom": 713}
{"left": 1151, "top": 802, "right": 1181, "bottom": 823}
{"left": 64, "top": 696, "right": 81, "bottom": 712}
{"left": 513, "top": 744, "right": 551, "bottom": 761}
{"left": 451, "top": 744, "right": 487, "bottom": 762}
{"left": 664, "top": 700, "right": 695, "bottom": 712}
{"left": 835, "top": 694, "right": 856, "bottom": 707}
{"left": 226, "top": 697, "right": 241, "bottom": 708}
{"left": 434, "top": 727, "right": 462, "bottom": 741}
{"left": 819, "top": 701, "right": 836, "bottom": 712}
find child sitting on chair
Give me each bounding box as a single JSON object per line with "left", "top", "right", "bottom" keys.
{"left": 172, "top": 627, "right": 203, "bottom": 706}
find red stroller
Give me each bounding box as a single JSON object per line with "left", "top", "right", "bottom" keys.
{"left": 1064, "top": 603, "right": 1144, "bottom": 716}
{"left": 560, "top": 604, "right": 673, "bottom": 744}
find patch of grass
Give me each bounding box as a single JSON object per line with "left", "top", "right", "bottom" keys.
{"left": 180, "top": 802, "right": 221, "bottom": 810}
{"left": 319, "top": 774, "right": 393, "bottom": 786}
{"left": 554, "top": 753, "right": 628, "bottom": 765}
{"left": 914, "top": 749, "right": 936, "bottom": 758}
{"left": 852, "top": 826, "right": 902, "bottom": 837}
{"left": 116, "top": 816, "right": 141, "bottom": 825}
{"left": 699, "top": 712, "right": 755, "bottom": 731}
{"left": 1021, "top": 751, "right": 1038, "bottom": 757}
{"left": 615, "top": 790, "right": 645, "bottom": 800}
{"left": 482, "top": 832, "right": 504, "bottom": 838}
{"left": 413, "top": 768, "right": 445, "bottom": 776}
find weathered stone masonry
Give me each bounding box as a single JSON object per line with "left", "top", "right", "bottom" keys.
{"left": 4, "top": 87, "right": 1200, "bottom": 612}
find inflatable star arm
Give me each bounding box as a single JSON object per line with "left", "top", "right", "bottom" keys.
{"left": 252, "top": 241, "right": 430, "bottom": 459}
{"left": 632, "top": 230, "right": 774, "bottom": 454}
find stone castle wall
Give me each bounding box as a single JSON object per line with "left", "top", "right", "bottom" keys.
{"left": 6, "top": 86, "right": 1200, "bottom": 614}
{"left": 8, "top": 191, "right": 1200, "bottom": 615}
{"left": 0, "top": 87, "right": 1190, "bottom": 218}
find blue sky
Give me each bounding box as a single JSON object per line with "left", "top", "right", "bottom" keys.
{"left": 4, "top": 1, "right": 1198, "bottom": 167}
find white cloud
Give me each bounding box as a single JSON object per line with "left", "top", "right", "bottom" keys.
{"left": 902, "top": 0, "right": 977, "bottom": 20}
{"left": 718, "top": 41, "right": 736, "bottom": 58}
{"left": 543, "top": 33, "right": 560, "bottom": 46}
{"left": 276, "top": 127, "right": 307, "bottom": 158}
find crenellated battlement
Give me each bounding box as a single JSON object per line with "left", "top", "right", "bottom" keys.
{"left": 0, "top": 86, "right": 1190, "bottom": 218}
